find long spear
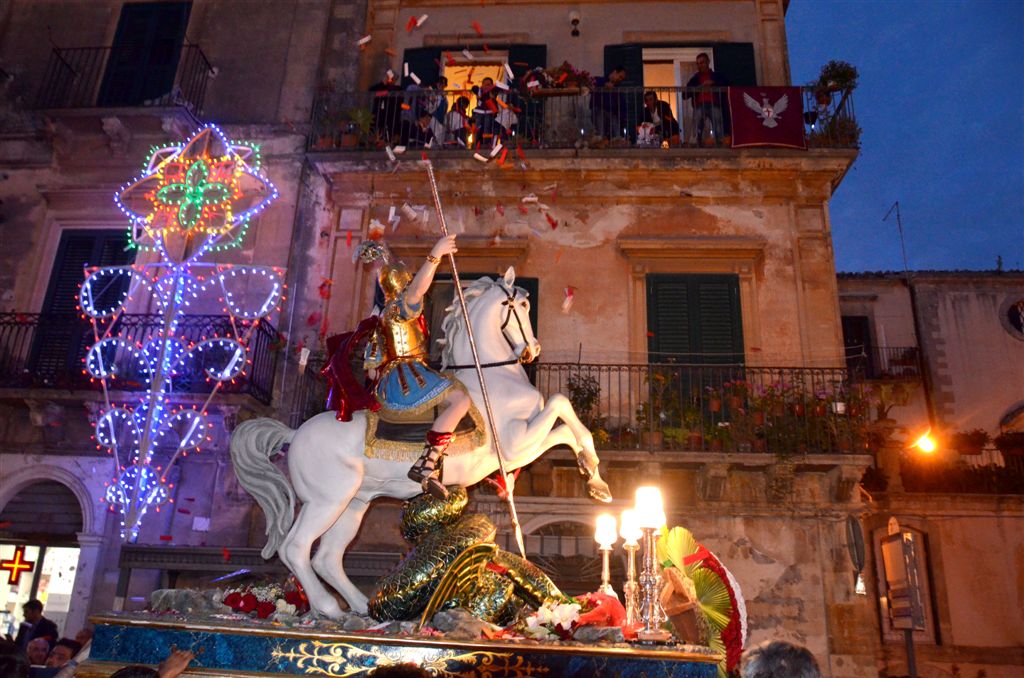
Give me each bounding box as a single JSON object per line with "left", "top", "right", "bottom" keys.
{"left": 422, "top": 161, "right": 527, "bottom": 558}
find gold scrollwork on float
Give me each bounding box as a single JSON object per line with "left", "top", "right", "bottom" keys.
{"left": 272, "top": 641, "right": 548, "bottom": 677}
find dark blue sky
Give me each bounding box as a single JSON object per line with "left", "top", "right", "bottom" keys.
{"left": 787, "top": 0, "right": 1024, "bottom": 272}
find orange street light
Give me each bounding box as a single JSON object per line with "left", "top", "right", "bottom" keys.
{"left": 910, "top": 430, "right": 937, "bottom": 454}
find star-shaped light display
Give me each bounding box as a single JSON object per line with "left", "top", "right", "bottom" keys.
{"left": 115, "top": 125, "right": 278, "bottom": 260}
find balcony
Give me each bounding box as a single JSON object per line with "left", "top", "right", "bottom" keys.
{"left": 308, "top": 86, "right": 857, "bottom": 153}
{"left": 292, "top": 359, "right": 871, "bottom": 457}
{"left": 846, "top": 345, "right": 922, "bottom": 381}
{"left": 0, "top": 313, "right": 280, "bottom": 405}
{"left": 35, "top": 44, "right": 212, "bottom": 113}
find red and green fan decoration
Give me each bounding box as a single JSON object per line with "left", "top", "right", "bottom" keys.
{"left": 658, "top": 526, "right": 747, "bottom": 677}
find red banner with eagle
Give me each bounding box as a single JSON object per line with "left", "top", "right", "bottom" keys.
{"left": 728, "top": 86, "right": 806, "bottom": 149}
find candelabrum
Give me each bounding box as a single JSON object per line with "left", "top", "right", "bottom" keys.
{"left": 622, "top": 540, "right": 640, "bottom": 626}
{"left": 637, "top": 526, "right": 671, "bottom": 643}
{"left": 598, "top": 545, "right": 616, "bottom": 598}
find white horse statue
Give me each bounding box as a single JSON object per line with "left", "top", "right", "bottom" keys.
{"left": 230, "top": 268, "right": 612, "bottom": 618}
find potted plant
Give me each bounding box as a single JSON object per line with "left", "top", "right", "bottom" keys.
{"left": 342, "top": 107, "right": 374, "bottom": 148}
{"left": 951, "top": 429, "right": 990, "bottom": 456}
{"left": 682, "top": 403, "right": 704, "bottom": 449}
{"left": 705, "top": 422, "right": 731, "bottom": 452}
{"left": 994, "top": 431, "right": 1024, "bottom": 457}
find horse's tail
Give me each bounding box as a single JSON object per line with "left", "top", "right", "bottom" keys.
{"left": 229, "top": 418, "right": 297, "bottom": 559}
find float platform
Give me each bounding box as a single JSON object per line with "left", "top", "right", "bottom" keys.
{"left": 78, "top": 613, "right": 720, "bottom": 677}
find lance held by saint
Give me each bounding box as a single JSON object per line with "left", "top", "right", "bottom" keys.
{"left": 422, "top": 160, "right": 527, "bottom": 558}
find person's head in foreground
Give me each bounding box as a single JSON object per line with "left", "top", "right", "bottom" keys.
{"left": 45, "top": 638, "right": 83, "bottom": 667}
{"left": 25, "top": 638, "right": 50, "bottom": 665}
{"left": 740, "top": 639, "right": 821, "bottom": 678}
{"left": 0, "top": 640, "right": 30, "bottom": 678}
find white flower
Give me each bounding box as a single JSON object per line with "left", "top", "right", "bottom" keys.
{"left": 551, "top": 602, "right": 581, "bottom": 630}
{"left": 275, "top": 599, "right": 297, "bottom": 616}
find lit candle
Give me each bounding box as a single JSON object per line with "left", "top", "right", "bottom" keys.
{"left": 635, "top": 486, "right": 666, "bottom": 529}
{"left": 620, "top": 508, "right": 643, "bottom": 547}
{"left": 595, "top": 513, "right": 618, "bottom": 549}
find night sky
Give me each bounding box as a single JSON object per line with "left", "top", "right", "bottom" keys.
{"left": 787, "top": 0, "right": 1024, "bottom": 272}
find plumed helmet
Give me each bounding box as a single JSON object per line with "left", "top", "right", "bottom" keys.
{"left": 356, "top": 239, "right": 411, "bottom": 300}
{"left": 378, "top": 262, "right": 413, "bottom": 300}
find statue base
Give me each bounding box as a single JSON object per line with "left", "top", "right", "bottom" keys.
{"left": 79, "top": 612, "right": 720, "bottom": 677}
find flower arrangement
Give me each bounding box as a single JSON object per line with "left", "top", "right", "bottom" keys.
{"left": 522, "top": 600, "right": 581, "bottom": 640}
{"left": 658, "top": 526, "right": 746, "bottom": 678}
{"left": 523, "top": 61, "right": 595, "bottom": 91}
{"left": 217, "top": 579, "right": 309, "bottom": 619}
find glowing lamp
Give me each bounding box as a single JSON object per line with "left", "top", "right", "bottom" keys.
{"left": 635, "top": 486, "right": 666, "bottom": 529}
{"left": 620, "top": 508, "right": 643, "bottom": 547}
{"left": 910, "top": 430, "right": 936, "bottom": 454}
{"left": 595, "top": 513, "right": 618, "bottom": 549}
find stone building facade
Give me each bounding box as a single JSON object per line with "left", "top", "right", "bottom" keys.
{"left": 0, "top": 2, "right": 1020, "bottom": 677}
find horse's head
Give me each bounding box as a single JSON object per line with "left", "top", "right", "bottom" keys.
{"left": 440, "top": 267, "right": 541, "bottom": 368}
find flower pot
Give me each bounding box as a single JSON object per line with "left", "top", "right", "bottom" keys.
{"left": 340, "top": 132, "right": 360, "bottom": 148}
{"left": 772, "top": 402, "right": 786, "bottom": 417}
{"left": 728, "top": 396, "right": 742, "bottom": 412}
{"left": 791, "top": 403, "right": 805, "bottom": 417}
{"left": 641, "top": 430, "right": 663, "bottom": 450}
{"left": 710, "top": 439, "right": 723, "bottom": 452}
{"left": 708, "top": 397, "right": 722, "bottom": 413}
{"left": 813, "top": 403, "right": 828, "bottom": 417}
{"left": 753, "top": 438, "right": 767, "bottom": 454}
{"left": 687, "top": 431, "right": 703, "bottom": 450}
{"left": 752, "top": 411, "right": 765, "bottom": 426}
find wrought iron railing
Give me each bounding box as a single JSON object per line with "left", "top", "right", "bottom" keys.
{"left": 35, "top": 44, "right": 213, "bottom": 113}
{"left": 0, "top": 313, "right": 279, "bottom": 405}
{"left": 845, "top": 345, "right": 921, "bottom": 381}
{"left": 290, "top": 359, "right": 870, "bottom": 456}
{"left": 309, "top": 85, "right": 858, "bottom": 152}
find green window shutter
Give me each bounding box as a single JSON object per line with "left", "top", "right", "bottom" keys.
{"left": 647, "top": 274, "right": 743, "bottom": 364}
{"left": 507, "top": 44, "right": 547, "bottom": 80}
{"left": 401, "top": 46, "right": 442, "bottom": 88}
{"left": 712, "top": 43, "right": 757, "bottom": 86}
{"left": 603, "top": 44, "right": 644, "bottom": 86}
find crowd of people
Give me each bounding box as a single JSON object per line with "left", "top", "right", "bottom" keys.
{"left": 361, "top": 52, "right": 730, "bottom": 151}
{"left": 1, "top": 600, "right": 95, "bottom": 678}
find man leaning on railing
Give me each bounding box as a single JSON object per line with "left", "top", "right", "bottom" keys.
{"left": 683, "top": 53, "right": 729, "bottom": 146}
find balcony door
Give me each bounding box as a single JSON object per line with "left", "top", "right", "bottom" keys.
{"left": 98, "top": 1, "right": 191, "bottom": 107}
{"left": 31, "top": 230, "right": 135, "bottom": 387}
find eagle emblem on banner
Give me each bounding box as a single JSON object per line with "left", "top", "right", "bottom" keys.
{"left": 743, "top": 92, "right": 789, "bottom": 128}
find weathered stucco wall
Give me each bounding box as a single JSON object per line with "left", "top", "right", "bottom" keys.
{"left": 314, "top": 153, "right": 852, "bottom": 367}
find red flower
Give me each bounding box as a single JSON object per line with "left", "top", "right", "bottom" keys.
{"left": 223, "top": 592, "right": 242, "bottom": 610}
{"left": 238, "top": 593, "right": 258, "bottom": 613}
{"left": 255, "top": 601, "right": 276, "bottom": 619}
{"left": 574, "top": 592, "right": 626, "bottom": 628}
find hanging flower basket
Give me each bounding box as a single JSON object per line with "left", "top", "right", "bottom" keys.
{"left": 994, "top": 431, "right": 1024, "bottom": 457}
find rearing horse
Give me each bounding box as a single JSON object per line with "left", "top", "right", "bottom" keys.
{"left": 230, "top": 268, "right": 612, "bottom": 617}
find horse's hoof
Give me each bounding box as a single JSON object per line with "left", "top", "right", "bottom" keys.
{"left": 587, "top": 479, "right": 613, "bottom": 503}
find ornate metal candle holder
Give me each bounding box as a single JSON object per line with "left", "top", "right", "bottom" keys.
{"left": 636, "top": 526, "right": 671, "bottom": 642}
{"left": 594, "top": 513, "right": 618, "bottom": 599}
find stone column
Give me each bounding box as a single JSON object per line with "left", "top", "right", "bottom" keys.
{"left": 65, "top": 532, "right": 107, "bottom": 636}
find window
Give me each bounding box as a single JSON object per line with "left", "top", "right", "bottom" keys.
{"left": 646, "top": 274, "right": 744, "bottom": 364}
{"left": 32, "top": 230, "right": 135, "bottom": 385}
{"left": 604, "top": 42, "right": 757, "bottom": 88}
{"left": 842, "top": 315, "right": 876, "bottom": 378}
{"left": 98, "top": 1, "right": 192, "bottom": 107}
{"left": 423, "top": 275, "right": 538, "bottom": 366}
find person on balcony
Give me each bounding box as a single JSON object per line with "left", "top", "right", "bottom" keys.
{"left": 402, "top": 111, "right": 437, "bottom": 148}
{"left": 471, "top": 77, "right": 499, "bottom": 147}
{"left": 444, "top": 96, "right": 471, "bottom": 147}
{"left": 590, "top": 65, "right": 628, "bottom": 146}
{"left": 641, "top": 90, "right": 681, "bottom": 147}
{"left": 683, "top": 53, "right": 728, "bottom": 146}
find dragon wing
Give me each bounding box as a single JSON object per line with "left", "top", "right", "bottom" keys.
{"left": 743, "top": 92, "right": 762, "bottom": 114}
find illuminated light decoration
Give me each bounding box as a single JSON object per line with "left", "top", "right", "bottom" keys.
{"left": 87, "top": 124, "right": 283, "bottom": 541}
{"left": 0, "top": 546, "right": 35, "bottom": 586}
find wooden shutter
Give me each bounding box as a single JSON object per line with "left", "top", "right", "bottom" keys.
{"left": 98, "top": 1, "right": 192, "bottom": 106}
{"left": 603, "top": 44, "right": 644, "bottom": 86}
{"left": 712, "top": 43, "right": 757, "bottom": 86}
{"left": 647, "top": 274, "right": 743, "bottom": 364}
{"left": 0, "top": 481, "right": 83, "bottom": 543}
{"left": 401, "top": 46, "right": 441, "bottom": 88}
{"left": 33, "top": 230, "right": 135, "bottom": 384}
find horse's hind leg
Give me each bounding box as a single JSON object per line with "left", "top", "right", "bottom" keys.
{"left": 281, "top": 502, "right": 346, "bottom": 619}
{"left": 311, "top": 497, "right": 371, "bottom": 614}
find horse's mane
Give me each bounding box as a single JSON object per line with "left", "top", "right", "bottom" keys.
{"left": 438, "top": 277, "right": 493, "bottom": 369}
